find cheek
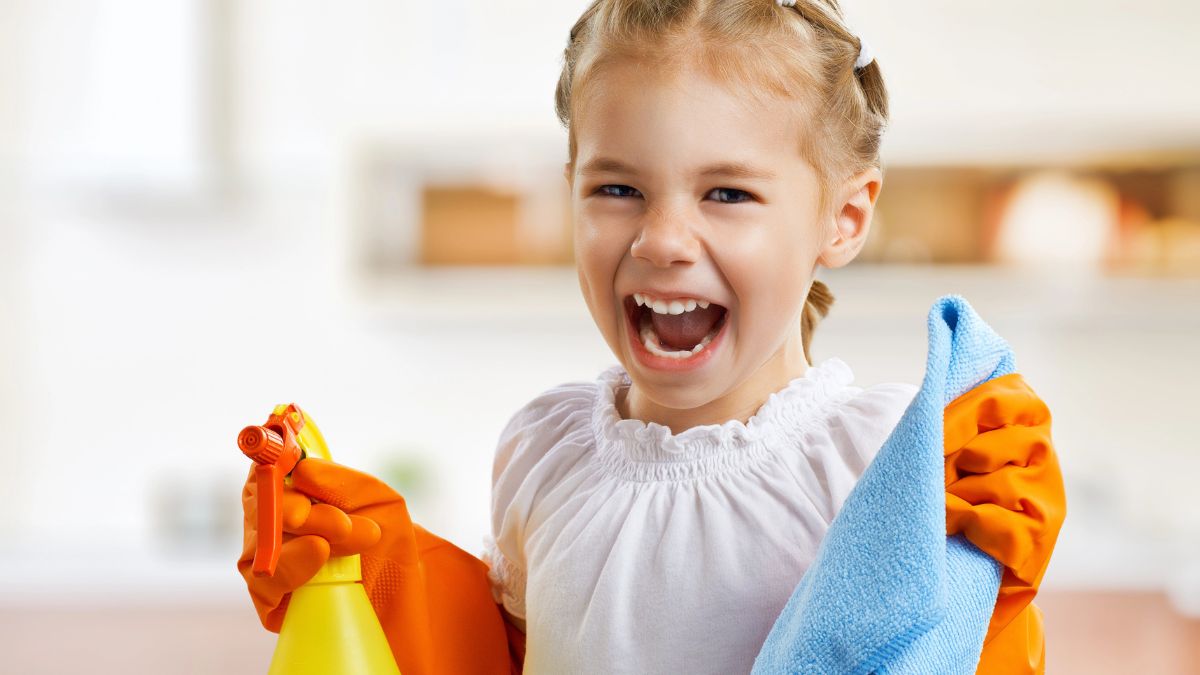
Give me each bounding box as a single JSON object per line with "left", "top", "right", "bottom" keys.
{"left": 720, "top": 243, "right": 813, "bottom": 338}
{"left": 574, "top": 219, "right": 628, "bottom": 325}
{"left": 719, "top": 229, "right": 796, "bottom": 299}
{"left": 575, "top": 214, "right": 628, "bottom": 278}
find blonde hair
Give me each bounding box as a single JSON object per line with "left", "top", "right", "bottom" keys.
{"left": 555, "top": 0, "right": 889, "bottom": 365}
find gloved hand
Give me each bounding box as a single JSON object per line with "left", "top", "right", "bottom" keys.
{"left": 238, "top": 457, "right": 518, "bottom": 675}
{"left": 237, "top": 459, "right": 384, "bottom": 631}
{"left": 943, "top": 372, "right": 1065, "bottom": 674}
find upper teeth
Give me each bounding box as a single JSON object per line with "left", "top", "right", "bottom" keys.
{"left": 633, "top": 293, "right": 711, "bottom": 315}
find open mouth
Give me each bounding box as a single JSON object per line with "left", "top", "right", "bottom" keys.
{"left": 623, "top": 294, "right": 729, "bottom": 360}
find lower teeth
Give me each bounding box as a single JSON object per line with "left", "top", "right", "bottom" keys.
{"left": 638, "top": 313, "right": 722, "bottom": 360}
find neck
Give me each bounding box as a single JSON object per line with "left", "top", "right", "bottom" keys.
{"left": 617, "top": 328, "right": 811, "bottom": 435}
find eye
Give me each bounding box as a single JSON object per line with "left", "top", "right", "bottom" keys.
{"left": 595, "top": 184, "right": 641, "bottom": 198}
{"left": 708, "top": 187, "right": 754, "bottom": 204}
{"left": 591, "top": 185, "right": 757, "bottom": 203}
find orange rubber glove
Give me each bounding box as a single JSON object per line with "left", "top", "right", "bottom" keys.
{"left": 942, "top": 373, "right": 1066, "bottom": 675}
{"left": 238, "top": 457, "right": 524, "bottom": 675}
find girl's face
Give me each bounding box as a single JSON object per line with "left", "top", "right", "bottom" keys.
{"left": 566, "top": 58, "right": 878, "bottom": 430}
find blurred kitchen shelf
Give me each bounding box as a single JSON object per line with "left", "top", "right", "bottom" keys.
{"left": 354, "top": 262, "right": 1200, "bottom": 329}
{"left": 355, "top": 264, "right": 592, "bottom": 325}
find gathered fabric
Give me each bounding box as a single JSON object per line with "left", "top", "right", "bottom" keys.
{"left": 483, "top": 356, "right": 921, "bottom": 674}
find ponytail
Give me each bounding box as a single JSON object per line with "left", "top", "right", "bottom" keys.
{"left": 801, "top": 279, "right": 835, "bottom": 365}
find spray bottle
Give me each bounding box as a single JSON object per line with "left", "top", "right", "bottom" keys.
{"left": 238, "top": 403, "right": 402, "bottom": 675}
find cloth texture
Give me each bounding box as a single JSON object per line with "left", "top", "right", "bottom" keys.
{"left": 482, "top": 356, "right": 920, "bottom": 674}
{"left": 753, "top": 294, "right": 1064, "bottom": 674}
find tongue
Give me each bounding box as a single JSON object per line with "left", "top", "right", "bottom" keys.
{"left": 650, "top": 305, "right": 724, "bottom": 351}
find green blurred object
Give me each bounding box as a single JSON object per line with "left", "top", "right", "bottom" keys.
{"left": 374, "top": 450, "right": 434, "bottom": 505}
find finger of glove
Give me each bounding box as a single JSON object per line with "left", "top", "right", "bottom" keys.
{"left": 239, "top": 534, "right": 330, "bottom": 610}
{"left": 240, "top": 479, "right": 313, "bottom": 553}
{"left": 279, "top": 487, "right": 314, "bottom": 531}
{"left": 328, "top": 514, "right": 382, "bottom": 557}
{"left": 290, "top": 457, "right": 405, "bottom": 513}
{"left": 241, "top": 469, "right": 360, "bottom": 554}
{"left": 240, "top": 473, "right": 303, "bottom": 558}
{"left": 242, "top": 465, "right": 256, "bottom": 498}
{"left": 242, "top": 467, "right": 313, "bottom": 530}
{"left": 287, "top": 503, "right": 355, "bottom": 545}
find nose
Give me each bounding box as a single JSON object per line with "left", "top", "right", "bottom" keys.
{"left": 629, "top": 204, "right": 701, "bottom": 268}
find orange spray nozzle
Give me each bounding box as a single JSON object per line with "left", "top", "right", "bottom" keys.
{"left": 239, "top": 403, "right": 308, "bottom": 578}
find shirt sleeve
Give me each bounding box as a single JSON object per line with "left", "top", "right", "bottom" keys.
{"left": 479, "top": 379, "right": 594, "bottom": 621}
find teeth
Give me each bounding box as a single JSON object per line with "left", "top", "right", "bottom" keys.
{"left": 633, "top": 293, "right": 715, "bottom": 315}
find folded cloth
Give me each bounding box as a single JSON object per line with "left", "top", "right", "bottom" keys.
{"left": 753, "top": 294, "right": 1065, "bottom": 674}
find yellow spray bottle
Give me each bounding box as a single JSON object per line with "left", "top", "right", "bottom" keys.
{"left": 238, "top": 403, "right": 402, "bottom": 675}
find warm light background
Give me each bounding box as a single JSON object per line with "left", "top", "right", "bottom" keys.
{"left": 1, "top": 1, "right": 1197, "bottom": 673}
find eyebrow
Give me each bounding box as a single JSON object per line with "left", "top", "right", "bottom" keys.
{"left": 578, "top": 157, "right": 777, "bottom": 181}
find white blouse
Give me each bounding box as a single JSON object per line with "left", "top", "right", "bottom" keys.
{"left": 481, "top": 357, "right": 919, "bottom": 675}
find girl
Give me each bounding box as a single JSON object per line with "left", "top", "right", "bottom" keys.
{"left": 239, "top": 1, "right": 1059, "bottom": 673}
{"left": 482, "top": 1, "right": 909, "bottom": 670}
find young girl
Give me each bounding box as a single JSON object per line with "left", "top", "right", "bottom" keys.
{"left": 481, "top": 1, "right": 909, "bottom": 670}
{"left": 240, "top": 1, "right": 1054, "bottom": 673}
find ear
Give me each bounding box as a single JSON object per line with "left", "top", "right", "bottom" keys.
{"left": 563, "top": 161, "right": 574, "bottom": 189}
{"left": 817, "top": 166, "right": 882, "bottom": 269}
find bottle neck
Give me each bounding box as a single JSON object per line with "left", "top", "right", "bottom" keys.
{"left": 307, "top": 554, "right": 363, "bottom": 584}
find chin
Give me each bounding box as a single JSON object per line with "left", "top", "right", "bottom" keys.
{"left": 623, "top": 367, "right": 729, "bottom": 412}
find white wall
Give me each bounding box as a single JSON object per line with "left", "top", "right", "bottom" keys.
{"left": 223, "top": 0, "right": 1200, "bottom": 172}
{"left": 12, "top": 0, "right": 1200, "bottom": 186}
{"left": 854, "top": 0, "right": 1200, "bottom": 164}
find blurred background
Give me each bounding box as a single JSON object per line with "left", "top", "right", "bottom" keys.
{"left": 0, "top": 0, "right": 1197, "bottom": 672}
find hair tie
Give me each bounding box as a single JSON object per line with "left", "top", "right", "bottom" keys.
{"left": 775, "top": 0, "right": 876, "bottom": 71}
{"left": 853, "top": 35, "right": 874, "bottom": 70}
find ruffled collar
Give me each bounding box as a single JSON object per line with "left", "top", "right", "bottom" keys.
{"left": 592, "top": 357, "right": 857, "bottom": 481}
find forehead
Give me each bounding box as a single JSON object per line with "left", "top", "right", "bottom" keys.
{"left": 574, "top": 58, "right": 809, "bottom": 177}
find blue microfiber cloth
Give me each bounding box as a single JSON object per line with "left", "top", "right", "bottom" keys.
{"left": 753, "top": 294, "right": 1012, "bottom": 674}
